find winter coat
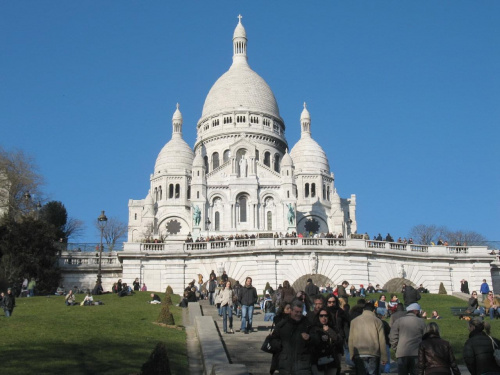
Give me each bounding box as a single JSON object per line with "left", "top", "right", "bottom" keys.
{"left": 403, "top": 286, "right": 421, "bottom": 306}
{"left": 220, "top": 288, "right": 233, "bottom": 307}
{"left": 238, "top": 285, "right": 257, "bottom": 306}
{"left": 337, "top": 285, "right": 348, "bottom": 300}
{"left": 270, "top": 315, "right": 316, "bottom": 374}
{"left": 390, "top": 312, "right": 426, "bottom": 358}
{"left": 417, "top": 332, "right": 460, "bottom": 375}
{"left": 348, "top": 309, "right": 387, "bottom": 359}
{"left": 305, "top": 283, "right": 319, "bottom": 299}
{"left": 208, "top": 279, "right": 217, "bottom": 293}
{"left": 281, "top": 286, "right": 296, "bottom": 304}
{"left": 3, "top": 293, "right": 15, "bottom": 310}
{"left": 463, "top": 329, "right": 500, "bottom": 375}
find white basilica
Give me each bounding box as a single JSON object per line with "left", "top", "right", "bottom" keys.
{"left": 127, "top": 17, "right": 357, "bottom": 242}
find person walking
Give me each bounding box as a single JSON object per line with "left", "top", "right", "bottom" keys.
{"left": 220, "top": 281, "right": 234, "bottom": 334}
{"left": 349, "top": 302, "right": 387, "bottom": 375}
{"left": 417, "top": 322, "right": 460, "bottom": 375}
{"left": 208, "top": 275, "right": 217, "bottom": 305}
{"left": 27, "top": 277, "right": 36, "bottom": 297}
{"left": 239, "top": 276, "right": 257, "bottom": 334}
{"left": 311, "top": 308, "right": 342, "bottom": 375}
{"left": 390, "top": 303, "right": 426, "bottom": 375}
{"left": 270, "top": 299, "right": 315, "bottom": 375}
{"left": 3, "top": 288, "right": 16, "bottom": 317}
{"left": 463, "top": 317, "right": 500, "bottom": 375}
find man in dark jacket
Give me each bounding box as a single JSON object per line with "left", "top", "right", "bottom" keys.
{"left": 239, "top": 276, "right": 258, "bottom": 334}
{"left": 3, "top": 288, "right": 16, "bottom": 317}
{"left": 337, "top": 281, "right": 349, "bottom": 302}
{"left": 464, "top": 317, "right": 500, "bottom": 375}
{"left": 403, "top": 285, "right": 421, "bottom": 308}
{"left": 208, "top": 275, "right": 217, "bottom": 305}
{"left": 305, "top": 278, "right": 319, "bottom": 307}
{"left": 271, "top": 299, "right": 316, "bottom": 375}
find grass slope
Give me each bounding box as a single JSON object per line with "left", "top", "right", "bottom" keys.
{"left": 0, "top": 292, "right": 187, "bottom": 375}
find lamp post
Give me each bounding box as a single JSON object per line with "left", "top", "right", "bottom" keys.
{"left": 96, "top": 210, "right": 108, "bottom": 284}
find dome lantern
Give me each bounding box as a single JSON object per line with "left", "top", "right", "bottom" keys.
{"left": 233, "top": 14, "right": 248, "bottom": 65}
{"left": 172, "top": 103, "right": 183, "bottom": 137}
{"left": 300, "top": 102, "right": 311, "bottom": 137}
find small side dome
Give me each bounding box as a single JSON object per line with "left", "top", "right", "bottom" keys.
{"left": 281, "top": 149, "right": 293, "bottom": 167}
{"left": 233, "top": 15, "right": 247, "bottom": 39}
{"left": 193, "top": 150, "right": 205, "bottom": 168}
{"left": 145, "top": 190, "right": 154, "bottom": 206}
{"left": 290, "top": 137, "right": 330, "bottom": 174}
{"left": 300, "top": 102, "right": 310, "bottom": 121}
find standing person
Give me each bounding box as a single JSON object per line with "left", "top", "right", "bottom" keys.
{"left": 239, "top": 276, "right": 258, "bottom": 334}
{"left": 463, "top": 317, "right": 500, "bottom": 375}
{"left": 402, "top": 285, "right": 421, "bottom": 308}
{"left": 349, "top": 302, "right": 387, "bottom": 375}
{"left": 198, "top": 274, "right": 204, "bottom": 299}
{"left": 141, "top": 283, "right": 147, "bottom": 291}
{"left": 117, "top": 279, "right": 123, "bottom": 293}
{"left": 281, "top": 280, "right": 296, "bottom": 304}
{"left": 220, "top": 281, "right": 234, "bottom": 334}
{"left": 27, "top": 277, "right": 36, "bottom": 297}
{"left": 221, "top": 271, "right": 229, "bottom": 283}
{"left": 133, "top": 278, "right": 140, "bottom": 291}
{"left": 208, "top": 275, "right": 217, "bottom": 305}
{"left": 311, "top": 309, "right": 342, "bottom": 375}
{"left": 417, "top": 322, "right": 460, "bottom": 375}
{"left": 3, "top": 288, "right": 16, "bottom": 317}
{"left": 461, "top": 279, "right": 470, "bottom": 294}
{"left": 337, "top": 281, "right": 350, "bottom": 302}
{"left": 307, "top": 295, "right": 325, "bottom": 324}
{"left": 305, "top": 278, "right": 320, "bottom": 306}
{"left": 270, "top": 299, "right": 315, "bottom": 375}
{"left": 390, "top": 303, "right": 426, "bottom": 375}
{"left": 480, "top": 279, "right": 490, "bottom": 302}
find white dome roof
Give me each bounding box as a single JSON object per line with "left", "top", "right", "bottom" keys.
{"left": 281, "top": 149, "right": 293, "bottom": 167}
{"left": 290, "top": 137, "right": 330, "bottom": 174}
{"left": 201, "top": 17, "right": 281, "bottom": 120}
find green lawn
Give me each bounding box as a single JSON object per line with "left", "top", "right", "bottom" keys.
{"left": 0, "top": 291, "right": 187, "bottom": 375}
{"left": 362, "top": 292, "right": 500, "bottom": 362}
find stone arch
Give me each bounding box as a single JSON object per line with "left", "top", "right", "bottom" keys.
{"left": 383, "top": 278, "right": 416, "bottom": 293}
{"left": 291, "top": 274, "right": 334, "bottom": 294}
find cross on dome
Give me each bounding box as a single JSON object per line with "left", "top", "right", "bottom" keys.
{"left": 237, "top": 14, "right": 243, "bottom": 23}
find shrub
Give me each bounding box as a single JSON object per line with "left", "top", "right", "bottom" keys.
{"left": 141, "top": 342, "right": 171, "bottom": 375}
{"left": 166, "top": 285, "right": 173, "bottom": 295}
{"left": 157, "top": 303, "right": 175, "bottom": 325}
{"left": 163, "top": 293, "right": 173, "bottom": 306}
{"left": 438, "top": 282, "right": 447, "bottom": 295}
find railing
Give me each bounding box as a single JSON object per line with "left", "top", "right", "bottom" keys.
{"left": 410, "top": 245, "right": 429, "bottom": 253}
{"left": 63, "top": 257, "right": 119, "bottom": 265}
{"left": 55, "top": 242, "right": 123, "bottom": 252}
{"left": 366, "top": 240, "right": 387, "bottom": 249}
{"left": 447, "top": 246, "right": 469, "bottom": 254}
{"left": 142, "top": 243, "right": 166, "bottom": 251}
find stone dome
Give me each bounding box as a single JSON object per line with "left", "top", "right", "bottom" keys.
{"left": 290, "top": 137, "right": 330, "bottom": 174}
{"left": 154, "top": 105, "right": 194, "bottom": 174}
{"left": 200, "top": 18, "right": 281, "bottom": 120}
{"left": 281, "top": 149, "right": 293, "bottom": 167}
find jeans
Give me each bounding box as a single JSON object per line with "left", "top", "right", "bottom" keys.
{"left": 29, "top": 288, "right": 34, "bottom": 297}
{"left": 221, "top": 304, "right": 233, "bottom": 332}
{"left": 4, "top": 309, "right": 12, "bottom": 317}
{"left": 353, "top": 356, "right": 380, "bottom": 375}
{"left": 379, "top": 344, "right": 391, "bottom": 374}
{"left": 240, "top": 304, "right": 254, "bottom": 332}
{"left": 397, "top": 356, "right": 418, "bottom": 375}
{"left": 490, "top": 307, "right": 500, "bottom": 320}
{"left": 376, "top": 307, "right": 387, "bottom": 317}
{"left": 209, "top": 292, "right": 215, "bottom": 305}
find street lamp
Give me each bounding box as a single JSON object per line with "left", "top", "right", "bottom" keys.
{"left": 96, "top": 210, "right": 108, "bottom": 284}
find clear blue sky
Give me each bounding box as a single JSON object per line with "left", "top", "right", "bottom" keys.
{"left": 1, "top": 2, "right": 499, "bottom": 244}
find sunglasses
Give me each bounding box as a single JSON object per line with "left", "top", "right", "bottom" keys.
{"left": 472, "top": 293, "right": 477, "bottom": 295}
{"left": 327, "top": 300, "right": 335, "bottom": 303}
{"left": 319, "top": 314, "right": 329, "bottom": 318}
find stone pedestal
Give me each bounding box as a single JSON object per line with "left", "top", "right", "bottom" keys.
{"left": 192, "top": 227, "right": 201, "bottom": 241}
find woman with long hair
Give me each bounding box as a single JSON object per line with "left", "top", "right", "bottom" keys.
{"left": 281, "top": 280, "right": 295, "bottom": 304}
{"left": 311, "top": 308, "right": 341, "bottom": 375}
{"left": 220, "top": 281, "right": 234, "bottom": 334}
{"left": 270, "top": 301, "right": 292, "bottom": 374}
{"left": 418, "top": 322, "right": 460, "bottom": 375}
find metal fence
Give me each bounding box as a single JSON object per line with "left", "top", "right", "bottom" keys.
{"left": 55, "top": 242, "right": 124, "bottom": 252}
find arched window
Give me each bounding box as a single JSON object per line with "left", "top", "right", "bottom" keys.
{"left": 264, "top": 152, "right": 271, "bottom": 167}
{"left": 215, "top": 211, "right": 220, "bottom": 231}
{"left": 274, "top": 154, "right": 280, "bottom": 172}
{"left": 175, "top": 184, "right": 180, "bottom": 198}
{"left": 255, "top": 150, "right": 259, "bottom": 161}
{"left": 305, "top": 183, "right": 309, "bottom": 198}
{"left": 197, "top": 191, "right": 200, "bottom": 199}
{"left": 134, "top": 213, "right": 137, "bottom": 220}
{"left": 169, "top": 184, "right": 174, "bottom": 199}
{"left": 323, "top": 185, "right": 326, "bottom": 200}
{"left": 223, "top": 149, "right": 230, "bottom": 163}
{"left": 187, "top": 186, "right": 191, "bottom": 200}
{"left": 311, "top": 183, "right": 316, "bottom": 198}
{"left": 212, "top": 152, "right": 219, "bottom": 170}
{"left": 204, "top": 155, "right": 209, "bottom": 172}
{"left": 159, "top": 186, "right": 163, "bottom": 200}
{"left": 154, "top": 187, "right": 158, "bottom": 201}
{"left": 287, "top": 190, "right": 290, "bottom": 198}
{"left": 327, "top": 186, "right": 330, "bottom": 201}
{"left": 239, "top": 196, "right": 247, "bottom": 222}
{"left": 267, "top": 211, "right": 272, "bottom": 230}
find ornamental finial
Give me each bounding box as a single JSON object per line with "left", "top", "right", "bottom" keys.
{"left": 237, "top": 14, "right": 243, "bottom": 23}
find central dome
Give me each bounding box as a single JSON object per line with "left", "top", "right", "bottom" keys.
{"left": 200, "top": 17, "right": 281, "bottom": 120}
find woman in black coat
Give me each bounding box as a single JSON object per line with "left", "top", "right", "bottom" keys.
{"left": 463, "top": 317, "right": 500, "bottom": 375}
{"left": 418, "top": 322, "right": 460, "bottom": 375}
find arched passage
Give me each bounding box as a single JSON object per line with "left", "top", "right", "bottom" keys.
{"left": 291, "top": 274, "right": 334, "bottom": 293}
{"left": 383, "top": 278, "right": 416, "bottom": 293}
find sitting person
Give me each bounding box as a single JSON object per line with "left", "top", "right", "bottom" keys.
{"left": 467, "top": 291, "right": 485, "bottom": 316}
{"left": 388, "top": 294, "right": 400, "bottom": 315}
{"left": 349, "top": 285, "right": 357, "bottom": 297}
{"left": 65, "top": 290, "right": 77, "bottom": 306}
{"left": 55, "top": 287, "right": 65, "bottom": 296}
{"left": 92, "top": 282, "right": 103, "bottom": 295}
{"left": 118, "top": 283, "right": 132, "bottom": 297}
{"left": 375, "top": 294, "right": 388, "bottom": 317}
{"left": 81, "top": 292, "right": 93, "bottom": 306}
{"left": 149, "top": 293, "right": 161, "bottom": 304}
{"left": 358, "top": 284, "right": 366, "bottom": 298}
{"left": 428, "top": 310, "right": 441, "bottom": 319}
{"left": 484, "top": 292, "right": 500, "bottom": 320}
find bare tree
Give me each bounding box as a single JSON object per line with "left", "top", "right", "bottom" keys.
{"left": 444, "top": 229, "right": 488, "bottom": 246}
{"left": 0, "top": 147, "right": 44, "bottom": 221}
{"left": 408, "top": 224, "right": 447, "bottom": 245}
{"left": 95, "top": 217, "right": 127, "bottom": 250}
{"left": 64, "top": 217, "right": 86, "bottom": 241}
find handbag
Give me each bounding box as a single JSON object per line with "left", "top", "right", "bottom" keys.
{"left": 261, "top": 325, "right": 281, "bottom": 354}
{"left": 317, "top": 355, "right": 335, "bottom": 369}
{"left": 488, "top": 335, "right": 500, "bottom": 366}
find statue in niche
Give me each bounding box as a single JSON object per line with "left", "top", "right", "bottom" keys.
{"left": 192, "top": 205, "right": 201, "bottom": 226}
{"left": 286, "top": 203, "right": 295, "bottom": 225}
{"left": 309, "top": 252, "right": 318, "bottom": 274}
{"left": 239, "top": 156, "right": 248, "bottom": 177}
